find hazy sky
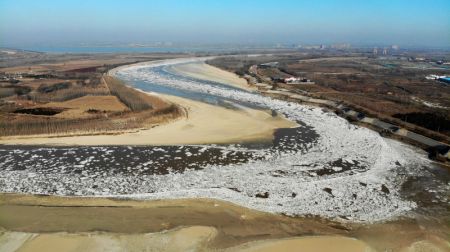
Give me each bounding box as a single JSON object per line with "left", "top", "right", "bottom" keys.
{"left": 1, "top": 0, "right": 449, "bottom": 48}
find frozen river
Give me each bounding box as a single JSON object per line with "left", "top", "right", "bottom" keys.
{"left": 0, "top": 57, "right": 448, "bottom": 222}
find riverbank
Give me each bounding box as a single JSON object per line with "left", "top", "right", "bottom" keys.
{"left": 0, "top": 194, "right": 448, "bottom": 252}
{"left": 0, "top": 232, "right": 375, "bottom": 252}
{"left": 0, "top": 59, "right": 296, "bottom": 146}
{"left": 0, "top": 92, "right": 296, "bottom": 145}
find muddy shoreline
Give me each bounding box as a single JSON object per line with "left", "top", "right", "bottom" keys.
{"left": 1, "top": 193, "right": 448, "bottom": 251}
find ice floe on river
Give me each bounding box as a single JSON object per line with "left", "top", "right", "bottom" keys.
{"left": 1, "top": 58, "right": 449, "bottom": 222}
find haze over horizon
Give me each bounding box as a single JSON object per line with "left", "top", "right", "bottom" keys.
{"left": 1, "top": 0, "right": 449, "bottom": 49}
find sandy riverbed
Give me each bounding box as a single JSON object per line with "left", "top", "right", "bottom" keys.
{"left": 0, "top": 61, "right": 295, "bottom": 145}
{"left": 170, "top": 61, "right": 256, "bottom": 91}
{"left": 0, "top": 231, "right": 377, "bottom": 252}
{"left": 1, "top": 194, "right": 448, "bottom": 252}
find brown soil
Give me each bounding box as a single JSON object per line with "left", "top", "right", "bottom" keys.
{"left": 0, "top": 194, "right": 449, "bottom": 251}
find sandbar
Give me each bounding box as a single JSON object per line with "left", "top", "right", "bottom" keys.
{"left": 170, "top": 61, "right": 256, "bottom": 91}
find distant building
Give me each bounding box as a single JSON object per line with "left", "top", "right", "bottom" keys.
{"left": 283, "top": 77, "right": 314, "bottom": 85}
{"left": 438, "top": 77, "right": 450, "bottom": 84}
{"left": 391, "top": 45, "right": 400, "bottom": 50}
{"left": 303, "top": 45, "right": 321, "bottom": 50}
{"left": 425, "top": 75, "right": 450, "bottom": 84}
{"left": 425, "top": 74, "right": 446, "bottom": 80}
{"left": 319, "top": 44, "right": 326, "bottom": 50}
{"left": 331, "top": 43, "right": 351, "bottom": 49}
{"left": 373, "top": 47, "right": 378, "bottom": 55}
{"left": 426, "top": 74, "right": 439, "bottom": 80}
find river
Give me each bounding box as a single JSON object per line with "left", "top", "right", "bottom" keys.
{"left": 0, "top": 57, "right": 448, "bottom": 224}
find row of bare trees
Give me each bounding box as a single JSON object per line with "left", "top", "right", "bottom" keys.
{"left": 104, "top": 76, "right": 153, "bottom": 111}
{"left": 0, "top": 104, "right": 182, "bottom": 136}
{"left": 29, "top": 86, "right": 110, "bottom": 102}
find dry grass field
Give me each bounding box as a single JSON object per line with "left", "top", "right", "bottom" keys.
{"left": 282, "top": 57, "right": 450, "bottom": 137}
{"left": 209, "top": 52, "right": 450, "bottom": 140}
{"left": 0, "top": 52, "right": 184, "bottom": 137}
